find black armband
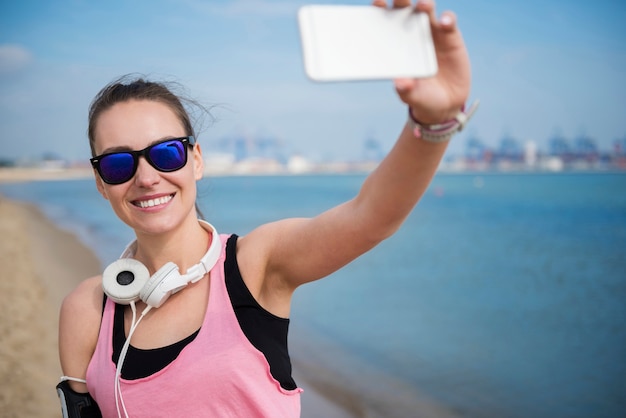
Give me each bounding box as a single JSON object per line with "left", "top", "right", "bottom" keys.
{"left": 56, "top": 380, "right": 102, "bottom": 418}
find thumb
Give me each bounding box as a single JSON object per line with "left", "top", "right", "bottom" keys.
{"left": 394, "top": 78, "right": 417, "bottom": 98}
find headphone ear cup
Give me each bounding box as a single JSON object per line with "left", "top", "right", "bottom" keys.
{"left": 102, "top": 259, "right": 150, "bottom": 305}
{"left": 139, "top": 262, "right": 180, "bottom": 308}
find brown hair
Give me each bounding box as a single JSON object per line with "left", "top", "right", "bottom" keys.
{"left": 88, "top": 75, "right": 202, "bottom": 157}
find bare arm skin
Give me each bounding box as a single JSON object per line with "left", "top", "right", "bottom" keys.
{"left": 238, "top": 0, "right": 473, "bottom": 317}
{"left": 58, "top": 276, "right": 104, "bottom": 392}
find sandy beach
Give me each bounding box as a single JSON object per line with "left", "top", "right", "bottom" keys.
{"left": 0, "top": 194, "right": 360, "bottom": 418}
{"left": 0, "top": 196, "right": 102, "bottom": 417}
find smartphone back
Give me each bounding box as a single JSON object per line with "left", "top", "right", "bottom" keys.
{"left": 298, "top": 5, "right": 438, "bottom": 82}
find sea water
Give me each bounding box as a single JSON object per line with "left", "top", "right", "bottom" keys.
{"left": 2, "top": 172, "right": 625, "bottom": 418}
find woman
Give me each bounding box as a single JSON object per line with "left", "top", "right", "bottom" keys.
{"left": 58, "top": 0, "right": 474, "bottom": 416}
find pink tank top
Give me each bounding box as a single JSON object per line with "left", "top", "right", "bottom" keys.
{"left": 86, "top": 234, "right": 302, "bottom": 417}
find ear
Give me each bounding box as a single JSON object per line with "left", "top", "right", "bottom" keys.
{"left": 192, "top": 143, "right": 204, "bottom": 181}
{"left": 94, "top": 171, "right": 109, "bottom": 200}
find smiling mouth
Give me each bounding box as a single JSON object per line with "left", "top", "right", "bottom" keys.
{"left": 133, "top": 193, "right": 174, "bottom": 208}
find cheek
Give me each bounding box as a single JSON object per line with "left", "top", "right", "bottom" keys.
{"left": 101, "top": 185, "right": 128, "bottom": 209}
{"left": 165, "top": 167, "right": 198, "bottom": 198}
{"left": 184, "top": 170, "right": 200, "bottom": 195}
{"left": 181, "top": 169, "right": 200, "bottom": 203}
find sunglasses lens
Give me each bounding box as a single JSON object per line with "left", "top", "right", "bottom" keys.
{"left": 149, "top": 140, "right": 187, "bottom": 171}
{"left": 99, "top": 153, "right": 135, "bottom": 184}
{"left": 94, "top": 138, "right": 189, "bottom": 184}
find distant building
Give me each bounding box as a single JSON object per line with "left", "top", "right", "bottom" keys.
{"left": 287, "top": 155, "right": 313, "bottom": 174}
{"left": 524, "top": 140, "right": 538, "bottom": 167}
{"left": 217, "top": 132, "right": 285, "bottom": 163}
{"left": 614, "top": 137, "right": 626, "bottom": 156}
{"left": 464, "top": 135, "right": 488, "bottom": 162}
{"left": 548, "top": 134, "right": 573, "bottom": 161}
{"left": 611, "top": 136, "right": 626, "bottom": 169}
{"left": 573, "top": 134, "right": 599, "bottom": 161}
{"left": 495, "top": 135, "right": 524, "bottom": 163}
{"left": 203, "top": 153, "right": 236, "bottom": 175}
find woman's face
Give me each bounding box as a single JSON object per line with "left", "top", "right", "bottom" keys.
{"left": 92, "top": 99, "right": 203, "bottom": 236}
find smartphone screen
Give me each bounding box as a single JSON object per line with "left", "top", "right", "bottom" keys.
{"left": 298, "top": 5, "right": 438, "bottom": 82}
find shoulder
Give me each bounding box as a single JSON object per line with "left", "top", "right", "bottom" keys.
{"left": 59, "top": 275, "right": 104, "bottom": 389}
{"left": 237, "top": 218, "right": 307, "bottom": 256}
{"left": 60, "top": 275, "right": 104, "bottom": 320}
{"left": 235, "top": 219, "right": 301, "bottom": 282}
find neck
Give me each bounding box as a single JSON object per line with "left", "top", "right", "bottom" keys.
{"left": 131, "top": 217, "right": 211, "bottom": 274}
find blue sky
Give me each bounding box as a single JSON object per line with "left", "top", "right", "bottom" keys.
{"left": 1, "top": 0, "right": 625, "bottom": 162}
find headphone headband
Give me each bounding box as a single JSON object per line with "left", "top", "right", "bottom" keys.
{"left": 103, "top": 221, "right": 221, "bottom": 307}
{"left": 120, "top": 220, "right": 220, "bottom": 270}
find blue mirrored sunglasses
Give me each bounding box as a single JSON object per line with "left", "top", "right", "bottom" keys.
{"left": 90, "top": 136, "right": 195, "bottom": 185}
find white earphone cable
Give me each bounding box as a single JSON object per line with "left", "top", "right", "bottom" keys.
{"left": 115, "top": 301, "right": 152, "bottom": 418}
{"left": 59, "top": 376, "right": 87, "bottom": 384}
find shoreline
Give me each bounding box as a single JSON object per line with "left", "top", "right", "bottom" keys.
{"left": 1, "top": 165, "right": 624, "bottom": 185}
{"left": 0, "top": 195, "right": 360, "bottom": 417}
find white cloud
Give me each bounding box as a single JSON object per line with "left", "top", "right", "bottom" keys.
{"left": 0, "top": 44, "right": 33, "bottom": 74}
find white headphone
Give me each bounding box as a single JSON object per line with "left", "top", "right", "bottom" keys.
{"left": 102, "top": 221, "right": 221, "bottom": 308}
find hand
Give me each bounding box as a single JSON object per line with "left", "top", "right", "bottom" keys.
{"left": 373, "top": 0, "right": 472, "bottom": 125}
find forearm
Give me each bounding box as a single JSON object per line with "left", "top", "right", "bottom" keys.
{"left": 354, "top": 0, "right": 473, "bottom": 239}
{"left": 354, "top": 120, "right": 449, "bottom": 239}
{"left": 253, "top": 0, "right": 473, "bottom": 290}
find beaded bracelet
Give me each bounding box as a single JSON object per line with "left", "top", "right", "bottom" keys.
{"left": 407, "top": 100, "right": 480, "bottom": 143}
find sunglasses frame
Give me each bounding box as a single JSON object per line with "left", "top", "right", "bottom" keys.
{"left": 90, "top": 136, "right": 196, "bottom": 185}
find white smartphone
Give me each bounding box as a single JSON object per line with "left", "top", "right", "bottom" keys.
{"left": 298, "top": 5, "right": 438, "bottom": 82}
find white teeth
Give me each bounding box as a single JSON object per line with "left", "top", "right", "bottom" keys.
{"left": 136, "top": 195, "right": 172, "bottom": 208}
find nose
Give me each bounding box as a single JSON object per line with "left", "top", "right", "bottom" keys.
{"left": 133, "top": 156, "right": 160, "bottom": 187}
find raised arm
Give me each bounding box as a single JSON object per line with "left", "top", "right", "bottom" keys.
{"left": 237, "top": 0, "right": 474, "bottom": 315}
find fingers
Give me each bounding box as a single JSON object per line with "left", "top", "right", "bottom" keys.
{"left": 415, "top": 0, "right": 456, "bottom": 32}
{"left": 374, "top": 0, "right": 433, "bottom": 9}
{"left": 439, "top": 12, "right": 456, "bottom": 31}
{"left": 373, "top": 0, "right": 412, "bottom": 7}
{"left": 392, "top": 0, "right": 412, "bottom": 8}
{"left": 415, "top": 0, "right": 436, "bottom": 25}
{"left": 374, "top": 0, "right": 455, "bottom": 31}
{"left": 394, "top": 78, "right": 417, "bottom": 94}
